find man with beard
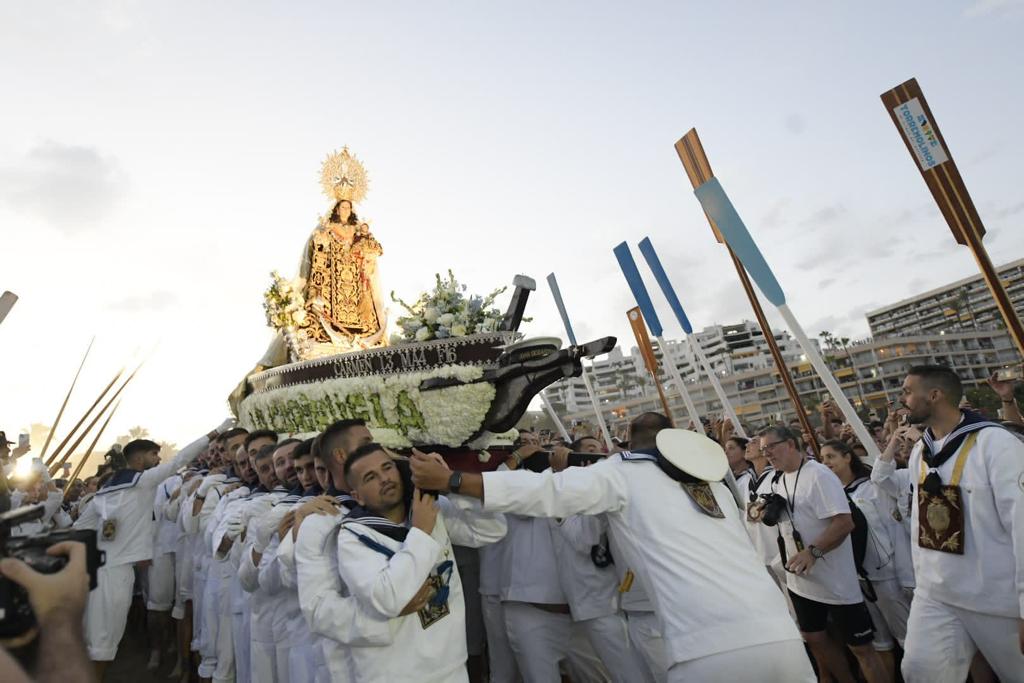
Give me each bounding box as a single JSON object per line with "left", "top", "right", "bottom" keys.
{"left": 879, "top": 365, "right": 1024, "bottom": 682}
{"left": 337, "top": 443, "right": 507, "bottom": 682}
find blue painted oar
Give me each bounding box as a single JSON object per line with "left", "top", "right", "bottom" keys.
{"left": 546, "top": 273, "right": 612, "bottom": 449}
{"left": 613, "top": 242, "right": 700, "bottom": 429}
{"left": 694, "top": 178, "right": 879, "bottom": 460}
{"left": 638, "top": 237, "right": 746, "bottom": 438}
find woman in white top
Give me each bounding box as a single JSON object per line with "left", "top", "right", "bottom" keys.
{"left": 821, "top": 439, "right": 913, "bottom": 678}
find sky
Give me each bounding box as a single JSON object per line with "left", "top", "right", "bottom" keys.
{"left": 2, "top": 0, "right": 1024, "bottom": 465}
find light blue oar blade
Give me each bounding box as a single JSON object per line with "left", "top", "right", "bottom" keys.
{"left": 613, "top": 242, "right": 663, "bottom": 337}
{"left": 694, "top": 177, "right": 787, "bottom": 307}
{"left": 638, "top": 237, "right": 694, "bottom": 335}
{"left": 546, "top": 273, "right": 577, "bottom": 346}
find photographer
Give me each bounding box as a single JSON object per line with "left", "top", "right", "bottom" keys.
{"left": 0, "top": 541, "right": 94, "bottom": 683}
{"left": 757, "top": 425, "right": 889, "bottom": 683}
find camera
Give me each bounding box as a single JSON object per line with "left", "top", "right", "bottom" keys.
{"left": 746, "top": 492, "right": 788, "bottom": 526}
{"left": 0, "top": 504, "right": 105, "bottom": 640}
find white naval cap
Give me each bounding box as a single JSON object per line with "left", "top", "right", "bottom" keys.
{"left": 655, "top": 429, "right": 728, "bottom": 482}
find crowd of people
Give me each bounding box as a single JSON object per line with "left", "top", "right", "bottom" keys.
{"left": 0, "top": 364, "right": 1021, "bottom": 683}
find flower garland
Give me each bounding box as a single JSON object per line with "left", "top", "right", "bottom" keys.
{"left": 238, "top": 364, "right": 497, "bottom": 448}
{"left": 390, "top": 270, "right": 507, "bottom": 344}
{"left": 263, "top": 271, "right": 308, "bottom": 343}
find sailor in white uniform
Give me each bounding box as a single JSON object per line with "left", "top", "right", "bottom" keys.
{"left": 411, "top": 412, "right": 816, "bottom": 683}
{"left": 74, "top": 418, "right": 234, "bottom": 678}
{"left": 878, "top": 366, "right": 1024, "bottom": 683}
{"left": 294, "top": 419, "right": 380, "bottom": 683}
{"left": 148, "top": 471, "right": 183, "bottom": 670}
{"left": 337, "top": 443, "right": 507, "bottom": 683}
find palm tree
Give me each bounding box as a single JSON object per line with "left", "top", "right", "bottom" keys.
{"left": 819, "top": 331, "right": 868, "bottom": 415}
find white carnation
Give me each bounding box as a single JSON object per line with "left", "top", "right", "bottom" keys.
{"left": 415, "top": 326, "right": 432, "bottom": 341}
{"left": 451, "top": 323, "right": 467, "bottom": 337}
{"left": 438, "top": 313, "right": 455, "bottom": 326}
{"left": 424, "top": 307, "right": 440, "bottom": 323}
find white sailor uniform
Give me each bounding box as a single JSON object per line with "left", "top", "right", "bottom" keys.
{"left": 337, "top": 496, "right": 506, "bottom": 683}
{"left": 892, "top": 422, "right": 1024, "bottom": 682}
{"left": 74, "top": 435, "right": 208, "bottom": 661}
{"left": 481, "top": 451, "right": 816, "bottom": 683}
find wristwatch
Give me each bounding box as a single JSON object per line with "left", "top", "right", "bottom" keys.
{"left": 448, "top": 471, "right": 463, "bottom": 494}
{"left": 809, "top": 545, "right": 825, "bottom": 559}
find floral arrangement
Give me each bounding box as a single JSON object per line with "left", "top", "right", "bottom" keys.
{"left": 390, "top": 270, "right": 507, "bottom": 344}
{"left": 263, "top": 271, "right": 308, "bottom": 331}
{"left": 239, "top": 364, "right": 499, "bottom": 448}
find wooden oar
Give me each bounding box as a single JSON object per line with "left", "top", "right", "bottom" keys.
{"left": 64, "top": 400, "right": 120, "bottom": 495}
{"left": 39, "top": 337, "right": 95, "bottom": 463}
{"left": 49, "top": 362, "right": 142, "bottom": 476}
{"left": 44, "top": 366, "right": 125, "bottom": 468}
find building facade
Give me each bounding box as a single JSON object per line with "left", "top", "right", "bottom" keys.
{"left": 866, "top": 258, "right": 1024, "bottom": 337}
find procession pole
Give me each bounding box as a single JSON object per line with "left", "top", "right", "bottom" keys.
{"left": 44, "top": 366, "right": 125, "bottom": 468}
{"left": 881, "top": 78, "right": 1024, "bottom": 355}
{"left": 546, "top": 274, "right": 614, "bottom": 449}
{"left": 49, "top": 362, "right": 142, "bottom": 476}
{"left": 638, "top": 237, "right": 748, "bottom": 437}
{"left": 39, "top": 337, "right": 95, "bottom": 463}
{"left": 692, "top": 175, "right": 880, "bottom": 461}
{"left": 674, "top": 130, "right": 820, "bottom": 457}
{"left": 615, "top": 243, "right": 699, "bottom": 429}
{"left": 539, "top": 390, "right": 573, "bottom": 443}
{"left": 64, "top": 400, "right": 120, "bottom": 495}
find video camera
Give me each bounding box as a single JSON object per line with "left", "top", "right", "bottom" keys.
{"left": 0, "top": 504, "right": 105, "bottom": 640}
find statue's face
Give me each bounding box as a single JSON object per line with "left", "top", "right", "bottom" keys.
{"left": 336, "top": 201, "right": 352, "bottom": 223}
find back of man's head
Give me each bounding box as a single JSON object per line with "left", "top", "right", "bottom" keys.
{"left": 312, "top": 419, "right": 369, "bottom": 465}
{"left": 908, "top": 364, "right": 963, "bottom": 407}
{"left": 629, "top": 412, "right": 672, "bottom": 450}
{"left": 123, "top": 439, "right": 160, "bottom": 466}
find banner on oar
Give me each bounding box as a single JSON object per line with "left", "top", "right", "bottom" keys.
{"left": 881, "top": 77, "right": 1024, "bottom": 354}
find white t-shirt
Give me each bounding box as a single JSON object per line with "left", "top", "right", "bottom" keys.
{"left": 772, "top": 459, "right": 862, "bottom": 605}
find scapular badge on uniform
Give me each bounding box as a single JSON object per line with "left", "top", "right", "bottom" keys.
{"left": 917, "top": 432, "right": 978, "bottom": 555}
{"left": 101, "top": 519, "right": 118, "bottom": 541}
{"left": 681, "top": 482, "right": 725, "bottom": 519}
{"left": 418, "top": 560, "right": 453, "bottom": 630}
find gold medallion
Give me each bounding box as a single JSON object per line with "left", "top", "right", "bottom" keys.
{"left": 101, "top": 519, "right": 118, "bottom": 541}
{"left": 681, "top": 482, "right": 725, "bottom": 519}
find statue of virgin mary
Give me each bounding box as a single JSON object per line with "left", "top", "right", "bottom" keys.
{"left": 259, "top": 148, "right": 387, "bottom": 364}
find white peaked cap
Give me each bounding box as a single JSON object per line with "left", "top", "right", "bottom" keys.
{"left": 655, "top": 429, "right": 728, "bottom": 482}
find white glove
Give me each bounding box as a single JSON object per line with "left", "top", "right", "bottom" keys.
{"left": 226, "top": 508, "right": 247, "bottom": 539}
{"left": 216, "top": 417, "right": 238, "bottom": 435}
{"left": 252, "top": 510, "right": 282, "bottom": 553}
{"left": 197, "top": 474, "right": 225, "bottom": 497}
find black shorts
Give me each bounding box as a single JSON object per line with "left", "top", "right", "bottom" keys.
{"left": 788, "top": 590, "right": 875, "bottom": 646}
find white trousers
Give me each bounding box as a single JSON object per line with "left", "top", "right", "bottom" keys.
{"left": 577, "top": 614, "right": 645, "bottom": 683}
{"left": 275, "top": 640, "right": 316, "bottom": 683}
{"left": 866, "top": 578, "right": 913, "bottom": 650}
{"left": 147, "top": 552, "right": 175, "bottom": 611}
{"left": 84, "top": 563, "right": 135, "bottom": 661}
{"left": 668, "top": 639, "right": 815, "bottom": 683}
{"left": 625, "top": 611, "right": 669, "bottom": 683}
{"left": 212, "top": 578, "right": 236, "bottom": 683}
{"left": 503, "top": 602, "right": 612, "bottom": 683}
{"left": 481, "top": 595, "right": 520, "bottom": 683}
{"left": 250, "top": 638, "right": 277, "bottom": 683}
{"left": 197, "top": 573, "right": 220, "bottom": 677}
{"left": 233, "top": 610, "right": 249, "bottom": 683}
{"left": 902, "top": 593, "right": 1024, "bottom": 683}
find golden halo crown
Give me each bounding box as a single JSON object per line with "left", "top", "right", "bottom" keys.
{"left": 320, "top": 147, "right": 369, "bottom": 205}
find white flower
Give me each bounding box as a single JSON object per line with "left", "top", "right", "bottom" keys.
{"left": 451, "top": 323, "right": 467, "bottom": 337}
{"left": 424, "top": 307, "right": 440, "bottom": 323}
{"left": 293, "top": 310, "right": 307, "bottom": 325}
{"left": 438, "top": 313, "right": 455, "bottom": 326}
{"left": 415, "top": 326, "right": 432, "bottom": 342}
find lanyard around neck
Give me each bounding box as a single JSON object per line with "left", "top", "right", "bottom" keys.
{"left": 781, "top": 460, "right": 805, "bottom": 516}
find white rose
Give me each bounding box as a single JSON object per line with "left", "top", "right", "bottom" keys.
{"left": 424, "top": 307, "right": 440, "bottom": 323}
{"left": 451, "top": 323, "right": 467, "bottom": 337}
{"left": 415, "top": 326, "right": 432, "bottom": 342}
{"left": 438, "top": 313, "right": 455, "bottom": 326}
{"left": 293, "top": 310, "right": 307, "bottom": 325}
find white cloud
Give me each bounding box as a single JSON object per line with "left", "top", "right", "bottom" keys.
{"left": 0, "top": 141, "right": 126, "bottom": 231}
